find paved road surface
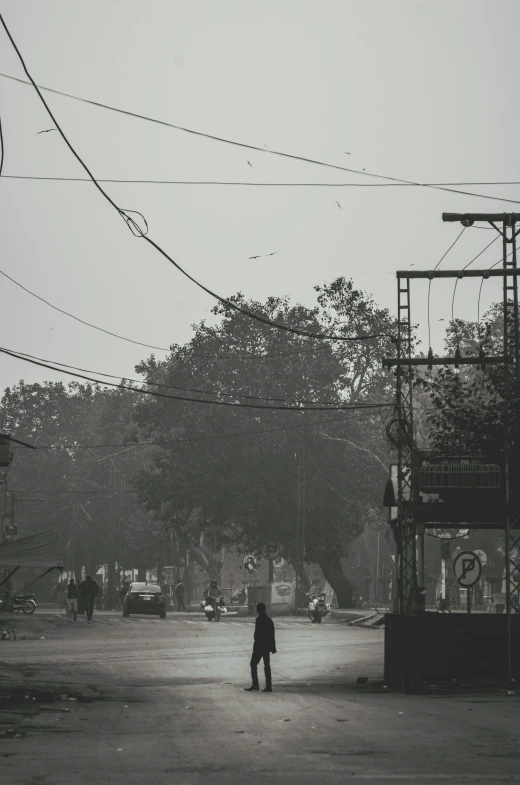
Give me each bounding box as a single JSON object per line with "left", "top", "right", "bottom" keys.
{"left": 1, "top": 610, "right": 519, "bottom": 785}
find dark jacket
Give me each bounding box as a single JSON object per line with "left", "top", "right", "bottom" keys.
{"left": 78, "top": 578, "right": 99, "bottom": 600}
{"left": 175, "top": 582, "right": 184, "bottom": 597}
{"left": 254, "top": 612, "right": 276, "bottom": 653}
{"left": 67, "top": 582, "right": 78, "bottom": 600}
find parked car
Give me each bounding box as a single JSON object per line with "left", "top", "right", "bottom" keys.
{"left": 122, "top": 582, "right": 166, "bottom": 618}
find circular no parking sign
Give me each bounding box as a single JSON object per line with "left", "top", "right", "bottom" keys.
{"left": 453, "top": 550, "right": 482, "bottom": 588}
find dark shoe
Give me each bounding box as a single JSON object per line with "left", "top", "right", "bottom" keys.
{"left": 244, "top": 686, "right": 259, "bottom": 691}
{"left": 262, "top": 687, "right": 273, "bottom": 692}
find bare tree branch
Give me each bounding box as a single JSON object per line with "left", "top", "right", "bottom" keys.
{"left": 318, "top": 432, "right": 388, "bottom": 474}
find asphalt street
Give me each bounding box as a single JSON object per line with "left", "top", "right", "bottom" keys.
{"left": 1, "top": 609, "right": 519, "bottom": 785}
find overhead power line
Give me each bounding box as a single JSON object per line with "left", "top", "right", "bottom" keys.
{"left": 0, "top": 267, "right": 172, "bottom": 353}
{"left": 0, "top": 345, "right": 394, "bottom": 413}
{"left": 0, "top": 116, "right": 4, "bottom": 179}
{"left": 427, "top": 227, "right": 467, "bottom": 349}
{"left": 0, "top": 24, "right": 386, "bottom": 346}
{"left": 6, "top": 346, "right": 348, "bottom": 406}
{"left": 1, "top": 68, "right": 520, "bottom": 206}
{"left": 0, "top": 266, "right": 332, "bottom": 360}
{"left": 4, "top": 174, "right": 520, "bottom": 189}
{"left": 17, "top": 412, "right": 371, "bottom": 452}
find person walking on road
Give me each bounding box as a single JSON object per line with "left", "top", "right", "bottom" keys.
{"left": 66, "top": 578, "right": 78, "bottom": 622}
{"left": 119, "top": 580, "right": 131, "bottom": 610}
{"left": 245, "top": 602, "right": 276, "bottom": 693}
{"left": 79, "top": 575, "right": 99, "bottom": 624}
{"left": 175, "top": 579, "right": 186, "bottom": 612}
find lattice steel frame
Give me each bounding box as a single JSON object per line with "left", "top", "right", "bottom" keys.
{"left": 391, "top": 214, "right": 520, "bottom": 629}
{"left": 501, "top": 219, "right": 520, "bottom": 628}
{"left": 395, "top": 275, "right": 417, "bottom": 613}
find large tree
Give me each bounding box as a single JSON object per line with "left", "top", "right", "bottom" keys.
{"left": 133, "top": 279, "right": 394, "bottom": 605}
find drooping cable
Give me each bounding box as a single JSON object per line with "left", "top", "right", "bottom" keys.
{"left": 5, "top": 345, "right": 350, "bottom": 406}
{"left": 462, "top": 233, "right": 500, "bottom": 272}
{"left": 0, "top": 345, "right": 394, "bottom": 413}
{"left": 451, "top": 233, "right": 502, "bottom": 350}
{"left": 0, "top": 266, "right": 331, "bottom": 360}
{"left": 2, "top": 68, "right": 520, "bottom": 206}
{"left": 0, "top": 267, "right": 171, "bottom": 352}
{"left": 427, "top": 227, "right": 466, "bottom": 354}
{"left": 0, "top": 22, "right": 388, "bottom": 344}
{"left": 0, "top": 115, "right": 4, "bottom": 179}
{"left": 433, "top": 227, "right": 466, "bottom": 273}
{"left": 476, "top": 244, "right": 520, "bottom": 346}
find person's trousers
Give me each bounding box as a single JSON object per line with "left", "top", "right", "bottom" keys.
{"left": 250, "top": 648, "right": 271, "bottom": 688}
{"left": 85, "top": 598, "right": 95, "bottom": 620}
{"left": 176, "top": 596, "right": 186, "bottom": 611}
{"left": 66, "top": 598, "right": 77, "bottom": 620}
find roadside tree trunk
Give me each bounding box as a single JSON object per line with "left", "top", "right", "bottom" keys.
{"left": 319, "top": 556, "right": 354, "bottom": 607}
{"left": 189, "top": 544, "right": 223, "bottom": 585}
{"left": 291, "top": 560, "right": 311, "bottom": 591}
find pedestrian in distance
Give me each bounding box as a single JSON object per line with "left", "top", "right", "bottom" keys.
{"left": 66, "top": 578, "right": 78, "bottom": 622}
{"left": 175, "top": 579, "right": 186, "bottom": 612}
{"left": 245, "top": 602, "right": 276, "bottom": 693}
{"left": 119, "top": 579, "right": 131, "bottom": 610}
{"left": 78, "top": 575, "right": 99, "bottom": 624}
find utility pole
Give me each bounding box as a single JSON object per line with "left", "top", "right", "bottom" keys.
{"left": 443, "top": 212, "right": 520, "bottom": 684}
{"left": 383, "top": 212, "right": 520, "bottom": 684}
{"left": 375, "top": 529, "right": 381, "bottom": 605}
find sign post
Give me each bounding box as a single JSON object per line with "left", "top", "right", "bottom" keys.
{"left": 453, "top": 551, "right": 483, "bottom": 614}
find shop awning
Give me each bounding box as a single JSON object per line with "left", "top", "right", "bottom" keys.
{"left": 0, "top": 530, "right": 62, "bottom": 568}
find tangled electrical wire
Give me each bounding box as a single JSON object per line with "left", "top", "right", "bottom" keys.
{"left": 0, "top": 15, "right": 390, "bottom": 347}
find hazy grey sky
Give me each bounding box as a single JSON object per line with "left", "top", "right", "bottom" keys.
{"left": 1, "top": 0, "right": 519, "bottom": 393}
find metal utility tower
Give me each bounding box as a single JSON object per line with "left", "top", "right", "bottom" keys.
{"left": 384, "top": 213, "right": 520, "bottom": 640}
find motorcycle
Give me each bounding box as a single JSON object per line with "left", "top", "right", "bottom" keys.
{"left": 308, "top": 593, "right": 329, "bottom": 624}
{"left": 1, "top": 590, "right": 36, "bottom": 615}
{"left": 202, "top": 595, "right": 225, "bottom": 622}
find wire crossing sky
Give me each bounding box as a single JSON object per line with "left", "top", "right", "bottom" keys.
{"left": 0, "top": 0, "right": 518, "bottom": 393}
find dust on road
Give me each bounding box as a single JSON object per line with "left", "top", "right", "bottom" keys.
{"left": 0, "top": 611, "right": 519, "bottom": 785}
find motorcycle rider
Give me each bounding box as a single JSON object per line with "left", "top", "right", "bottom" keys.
{"left": 203, "top": 579, "right": 222, "bottom": 613}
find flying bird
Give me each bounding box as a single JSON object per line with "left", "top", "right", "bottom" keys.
{"left": 37, "top": 128, "right": 56, "bottom": 134}
{"left": 247, "top": 160, "right": 253, "bottom": 167}
{"left": 362, "top": 168, "right": 366, "bottom": 171}
{"left": 335, "top": 201, "right": 342, "bottom": 210}
{"left": 343, "top": 152, "right": 351, "bottom": 155}
{"left": 262, "top": 143, "right": 269, "bottom": 149}
{"left": 264, "top": 251, "right": 278, "bottom": 257}
{"left": 249, "top": 255, "right": 261, "bottom": 260}
{"left": 438, "top": 318, "right": 445, "bottom": 321}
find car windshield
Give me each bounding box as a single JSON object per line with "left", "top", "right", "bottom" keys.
{"left": 130, "top": 583, "right": 161, "bottom": 594}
